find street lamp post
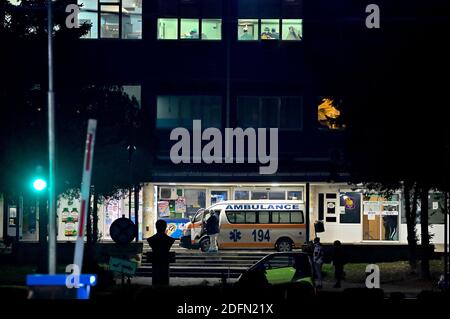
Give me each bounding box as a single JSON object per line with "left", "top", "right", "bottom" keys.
{"left": 47, "top": 0, "right": 56, "bottom": 275}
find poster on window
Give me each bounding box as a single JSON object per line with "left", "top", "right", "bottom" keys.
{"left": 381, "top": 201, "right": 399, "bottom": 215}
{"left": 158, "top": 201, "right": 170, "bottom": 217}
{"left": 104, "top": 199, "right": 121, "bottom": 239}
{"left": 175, "top": 197, "right": 186, "bottom": 214}
{"left": 339, "top": 192, "right": 361, "bottom": 223}
{"left": 363, "top": 201, "right": 381, "bottom": 215}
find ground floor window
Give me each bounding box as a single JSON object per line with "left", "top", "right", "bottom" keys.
{"left": 233, "top": 188, "right": 304, "bottom": 201}
{"left": 362, "top": 194, "right": 400, "bottom": 241}
{"left": 211, "top": 190, "right": 228, "bottom": 205}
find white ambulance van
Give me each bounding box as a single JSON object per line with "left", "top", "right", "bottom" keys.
{"left": 180, "top": 200, "right": 306, "bottom": 251}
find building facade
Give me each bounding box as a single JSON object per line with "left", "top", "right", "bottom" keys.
{"left": 1, "top": 0, "right": 448, "bottom": 246}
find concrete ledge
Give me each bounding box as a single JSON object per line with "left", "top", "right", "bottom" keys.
{"left": 321, "top": 243, "right": 436, "bottom": 263}
{"left": 12, "top": 242, "right": 143, "bottom": 265}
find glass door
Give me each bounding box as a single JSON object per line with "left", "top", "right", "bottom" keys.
{"left": 363, "top": 195, "right": 400, "bottom": 241}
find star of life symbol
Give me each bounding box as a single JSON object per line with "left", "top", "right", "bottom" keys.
{"left": 229, "top": 229, "right": 241, "bottom": 242}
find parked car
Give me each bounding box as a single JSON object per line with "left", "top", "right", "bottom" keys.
{"left": 236, "top": 252, "right": 315, "bottom": 296}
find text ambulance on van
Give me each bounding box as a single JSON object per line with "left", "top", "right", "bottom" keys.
{"left": 180, "top": 200, "right": 306, "bottom": 252}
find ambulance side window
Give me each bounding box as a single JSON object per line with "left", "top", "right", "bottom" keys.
{"left": 246, "top": 212, "right": 256, "bottom": 223}
{"left": 193, "top": 212, "right": 203, "bottom": 223}
{"left": 258, "top": 211, "right": 270, "bottom": 223}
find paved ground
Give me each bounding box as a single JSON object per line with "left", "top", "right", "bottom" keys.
{"left": 119, "top": 277, "right": 238, "bottom": 286}
{"left": 122, "top": 276, "right": 434, "bottom": 298}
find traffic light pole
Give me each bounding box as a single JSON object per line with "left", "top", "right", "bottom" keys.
{"left": 47, "top": 0, "right": 56, "bottom": 274}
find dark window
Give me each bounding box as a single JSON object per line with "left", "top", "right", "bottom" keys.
{"left": 326, "top": 217, "right": 336, "bottom": 222}
{"left": 156, "top": 96, "right": 222, "bottom": 129}
{"left": 318, "top": 193, "right": 324, "bottom": 220}
{"left": 237, "top": 96, "right": 302, "bottom": 129}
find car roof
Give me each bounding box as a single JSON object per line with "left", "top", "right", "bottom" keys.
{"left": 249, "top": 252, "right": 311, "bottom": 270}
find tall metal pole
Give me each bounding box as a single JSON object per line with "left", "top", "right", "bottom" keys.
{"left": 47, "top": 0, "right": 56, "bottom": 274}
{"left": 444, "top": 132, "right": 449, "bottom": 288}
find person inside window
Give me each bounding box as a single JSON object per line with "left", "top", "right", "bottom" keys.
{"left": 189, "top": 29, "right": 199, "bottom": 39}
{"left": 270, "top": 28, "right": 279, "bottom": 39}
{"left": 261, "top": 27, "right": 272, "bottom": 39}
{"left": 240, "top": 25, "right": 254, "bottom": 40}
{"left": 286, "top": 26, "right": 301, "bottom": 40}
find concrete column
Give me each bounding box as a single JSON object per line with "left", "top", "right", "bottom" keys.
{"left": 142, "top": 183, "right": 156, "bottom": 239}
{"left": 309, "top": 185, "right": 318, "bottom": 239}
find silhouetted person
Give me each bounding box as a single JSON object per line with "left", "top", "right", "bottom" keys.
{"left": 205, "top": 211, "right": 220, "bottom": 252}
{"left": 147, "top": 220, "right": 175, "bottom": 285}
{"left": 313, "top": 237, "right": 324, "bottom": 288}
{"left": 332, "top": 240, "right": 346, "bottom": 288}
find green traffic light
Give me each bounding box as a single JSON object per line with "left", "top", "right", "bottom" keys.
{"left": 33, "top": 178, "right": 47, "bottom": 191}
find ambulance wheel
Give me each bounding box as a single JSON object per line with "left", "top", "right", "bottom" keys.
{"left": 200, "top": 237, "right": 210, "bottom": 252}
{"left": 276, "top": 238, "right": 293, "bottom": 252}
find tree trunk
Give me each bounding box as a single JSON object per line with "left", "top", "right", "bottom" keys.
{"left": 404, "top": 182, "right": 418, "bottom": 272}
{"left": 420, "top": 185, "right": 430, "bottom": 279}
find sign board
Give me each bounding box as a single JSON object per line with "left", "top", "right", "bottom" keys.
{"left": 109, "top": 217, "right": 137, "bottom": 245}
{"left": 109, "top": 257, "right": 138, "bottom": 276}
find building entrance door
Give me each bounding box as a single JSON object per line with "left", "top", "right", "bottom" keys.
{"left": 362, "top": 194, "right": 400, "bottom": 241}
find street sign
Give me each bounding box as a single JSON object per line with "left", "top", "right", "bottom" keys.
{"left": 110, "top": 217, "right": 137, "bottom": 245}
{"left": 109, "top": 257, "right": 138, "bottom": 276}
{"left": 73, "top": 119, "right": 97, "bottom": 273}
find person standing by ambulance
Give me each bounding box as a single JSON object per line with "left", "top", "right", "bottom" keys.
{"left": 205, "top": 211, "right": 220, "bottom": 252}
{"left": 313, "top": 237, "right": 324, "bottom": 288}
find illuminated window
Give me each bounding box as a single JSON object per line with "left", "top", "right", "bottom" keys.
{"left": 158, "top": 18, "right": 178, "bottom": 39}
{"left": 122, "top": 0, "right": 142, "bottom": 39}
{"left": 180, "top": 18, "right": 200, "bottom": 39}
{"left": 100, "top": 4, "right": 120, "bottom": 38}
{"left": 78, "top": 0, "right": 142, "bottom": 39}
{"left": 261, "top": 19, "right": 279, "bottom": 40}
{"left": 79, "top": 0, "right": 99, "bottom": 39}
{"left": 201, "top": 19, "right": 222, "bottom": 40}
{"left": 238, "top": 19, "right": 259, "bottom": 41}
{"left": 318, "top": 98, "right": 345, "bottom": 129}
{"left": 282, "top": 19, "right": 303, "bottom": 40}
